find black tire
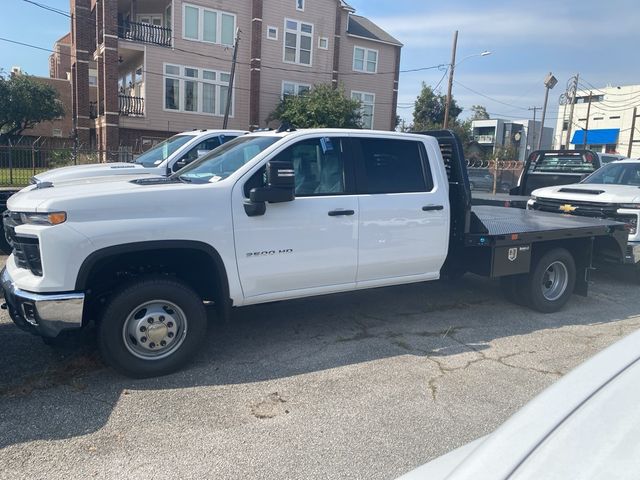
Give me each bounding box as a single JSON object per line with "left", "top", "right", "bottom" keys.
{"left": 523, "top": 248, "right": 576, "bottom": 313}
{"left": 98, "top": 275, "right": 207, "bottom": 378}
{"left": 500, "top": 274, "right": 528, "bottom": 306}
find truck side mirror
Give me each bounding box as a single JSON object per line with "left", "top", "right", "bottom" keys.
{"left": 244, "top": 160, "right": 295, "bottom": 217}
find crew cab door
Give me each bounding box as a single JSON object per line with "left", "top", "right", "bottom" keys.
{"left": 353, "top": 137, "right": 450, "bottom": 284}
{"left": 231, "top": 136, "right": 358, "bottom": 302}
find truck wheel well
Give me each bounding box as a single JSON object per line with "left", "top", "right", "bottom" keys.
{"left": 77, "top": 243, "right": 230, "bottom": 319}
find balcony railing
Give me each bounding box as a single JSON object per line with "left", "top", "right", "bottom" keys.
{"left": 118, "top": 20, "right": 171, "bottom": 47}
{"left": 474, "top": 135, "right": 495, "bottom": 144}
{"left": 119, "top": 95, "right": 145, "bottom": 116}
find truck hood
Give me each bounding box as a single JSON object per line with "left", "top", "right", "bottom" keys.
{"left": 7, "top": 176, "right": 184, "bottom": 212}
{"left": 33, "top": 162, "right": 157, "bottom": 183}
{"left": 532, "top": 183, "right": 640, "bottom": 204}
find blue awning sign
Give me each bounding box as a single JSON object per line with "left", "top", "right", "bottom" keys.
{"left": 571, "top": 128, "right": 620, "bottom": 145}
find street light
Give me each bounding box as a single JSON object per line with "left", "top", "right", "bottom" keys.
{"left": 536, "top": 72, "right": 558, "bottom": 149}
{"left": 443, "top": 30, "right": 492, "bottom": 129}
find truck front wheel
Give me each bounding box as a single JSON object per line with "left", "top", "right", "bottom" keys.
{"left": 524, "top": 248, "right": 576, "bottom": 313}
{"left": 98, "top": 276, "right": 207, "bottom": 378}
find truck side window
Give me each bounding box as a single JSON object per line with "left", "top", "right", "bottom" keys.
{"left": 358, "top": 139, "right": 433, "bottom": 194}
{"left": 182, "top": 137, "right": 223, "bottom": 162}
{"left": 273, "top": 137, "right": 346, "bottom": 196}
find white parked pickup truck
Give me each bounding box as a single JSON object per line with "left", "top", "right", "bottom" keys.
{"left": 0, "top": 129, "right": 628, "bottom": 377}
{"left": 32, "top": 129, "right": 247, "bottom": 184}
{"left": 528, "top": 159, "right": 640, "bottom": 267}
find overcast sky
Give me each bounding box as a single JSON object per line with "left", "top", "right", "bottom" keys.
{"left": 1, "top": 0, "right": 638, "bottom": 127}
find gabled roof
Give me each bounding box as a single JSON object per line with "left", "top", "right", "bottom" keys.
{"left": 347, "top": 14, "right": 403, "bottom": 47}
{"left": 339, "top": 0, "right": 355, "bottom": 12}
{"left": 55, "top": 32, "right": 71, "bottom": 45}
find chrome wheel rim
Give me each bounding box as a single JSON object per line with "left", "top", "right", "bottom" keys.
{"left": 541, "top": 261, "right": 569, "bottom": 301}
{"left": 122, "top": 300, "right": 188, "bottom": 360}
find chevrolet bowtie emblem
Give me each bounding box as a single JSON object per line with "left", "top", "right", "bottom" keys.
{"left": 559, "top": 204, "right": 577, "bottom": 213}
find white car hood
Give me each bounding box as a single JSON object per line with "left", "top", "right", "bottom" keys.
{"left": 532, "top": 183, "right": 640, "bottom": 204}
{"left": 33, "top": 162, "right": 156, "bottom": 183}
{"left": 7, "top": 175, "right": 170, "bottom": 212}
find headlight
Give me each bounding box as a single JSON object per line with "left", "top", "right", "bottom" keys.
{"left": 619, "top": 204, "right": 640, "bottom": 209}
{"left": 530, "top": 195, "right": 537, "bottom": 201}
{"left": 19, "top": 212, "right": 67, "bottom": 225}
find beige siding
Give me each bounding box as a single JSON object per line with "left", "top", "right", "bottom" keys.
{"left": 259, "top": 0, "right": 338, "bottom": 127}
{"left": 116, "top": 1, "right": 400, "bottom": 132}
{"left": 338, "top": 34, "right": 398, "bottom": 131}
{"left": 121, "top": 0, "right": 252, "bottom": 132}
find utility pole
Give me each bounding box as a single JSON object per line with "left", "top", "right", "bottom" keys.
{"left": 628, "top": 107, "right": 638, "bottom": 158}
{"left": 528, "top": 106, "right": 540, "bottom": 151}
{"left": 582, "top": 91, "right": 593, "bottom": 149}
{"left": 223, "top": 28, "right": 241, "bottom": 129}
{"left": 443, "top": 30, "right": 458, "bottom": 129}
{"left": 537, "top": 72, "right": 558, "bottom": 150}
{"left": 565, "top": 74, "right": 579, "bottom": 149}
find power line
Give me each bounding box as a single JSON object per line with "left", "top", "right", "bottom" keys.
{"left": 453, "top": 80, "right": 529, "bottom": 111}
{"left": 580, "top": 77, "right": 640, "bottom": 97}
{"left": 22, "top": 0, "right": 70, "bottom": 18}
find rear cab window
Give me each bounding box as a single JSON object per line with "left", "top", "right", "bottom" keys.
{"left": 529, "top": 152, "right": 597, "bottom": 174}
{"left": 355, "top": 138, "right": 434, "bottom": 194}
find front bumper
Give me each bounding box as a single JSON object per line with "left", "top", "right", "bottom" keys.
{"left": 1, "top": 267, "right": 84, "bottom": 337}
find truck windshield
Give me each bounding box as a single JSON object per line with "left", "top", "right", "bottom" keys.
{"left": 530, "top": 153, "right": 596, "bottom": 174}
{"left": 582, "top": 163, "right": 640, "bottom": 186}
{"left": 134, "top": 135, "right": 193, "bottom": 167}
{"left": 175, "top": 136, "right": 280, "bottom": 184}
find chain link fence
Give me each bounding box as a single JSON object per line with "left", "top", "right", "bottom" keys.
{"left": 0, "top": 146, "right": 132, "bottom": 186}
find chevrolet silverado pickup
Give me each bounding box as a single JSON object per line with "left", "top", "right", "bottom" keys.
{"left": 0, "top": 129, "right": 628, "bottom": 377}
{"left": 529, "top": 158, "right": 640, "bottom": 268}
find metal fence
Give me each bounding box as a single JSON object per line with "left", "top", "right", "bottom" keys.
{"left": 0, "top": 146, "right": 132, "bottom": 187}
{"left": 467, "top": 159, "right": 524, "bottom": 194}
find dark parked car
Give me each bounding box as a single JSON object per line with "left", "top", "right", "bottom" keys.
{"left": 468, "top": 169, "right": 494, "bottom": 191}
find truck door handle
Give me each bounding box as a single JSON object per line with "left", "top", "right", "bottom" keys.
{"left": 422, "top": 205, "right": 444, "bottom": 211}
{"left": 328, "top": 209, "right": 355, "bottom": 216}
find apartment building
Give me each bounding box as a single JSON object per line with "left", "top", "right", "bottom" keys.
{"left": 554, "top": 84, "right": 640, "bottom": 157}
{"left": 64, "top": 0, "right": 401, "bottom": 157}
{"left": 471, "top": 118, "right": 553, "bottom": 161}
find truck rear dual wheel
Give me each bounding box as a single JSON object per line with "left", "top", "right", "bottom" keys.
{"left": 502, "top": 248, "right": 576, "bottom": 313}
{"left": 98, "top": 275, "right": 207, "bottom": 378}
{"left": 526, "top": 248, "right": 576, "bottom": 313}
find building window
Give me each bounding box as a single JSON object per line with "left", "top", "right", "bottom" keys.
{"left": 352, "top": 91, "right": 375, "bottom": 129}
{"left": 282, "top": 81, "right": 311, "bottom": 97}
{"left": 296, "top": 0, "right": 304, "bottom": 11}
{"left": 164, "top": 63, "right": 233, "bottom": 116}
{"left": 267, "top": 26, "right": 278, "bottom": 40}
{"left": 318, "top": 37, "right": 328, "bottom": 49}
{"left": 52, "top": 128, "right": 63, "bottom": 138}
{"left": 284, "top": 19, "right": 313, "bottom": 66}
{"left": 183, "top": 4, "right": 236, "bottom": 46}
{"left": 353, "top": 46, "right": 378, "bottom": 73}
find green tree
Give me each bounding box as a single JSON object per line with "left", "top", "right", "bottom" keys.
{"left": 0, "top": 73, "right": 65, "bottom": 144}
{"left": 470, "top": 104, "right": 490, "bottom": 120}
{"left": 268, "top": 84, "right": 362, "bottom": 128}
{"left": 412, "top": 82, "right": 462, "bottom": 131}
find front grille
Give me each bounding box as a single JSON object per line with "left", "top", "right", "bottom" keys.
{"left": 3, "top": 211, "right": 43, "bottom": 276}
{"left": 533, "top": 197, "right": 639, "bottom": 234}
{"left": 533, "top": 197, "right": 618, "bottom": 218}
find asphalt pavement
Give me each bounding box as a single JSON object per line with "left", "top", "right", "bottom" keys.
{"left": 1, "top": 260, "right": 639, "bottom": 480}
